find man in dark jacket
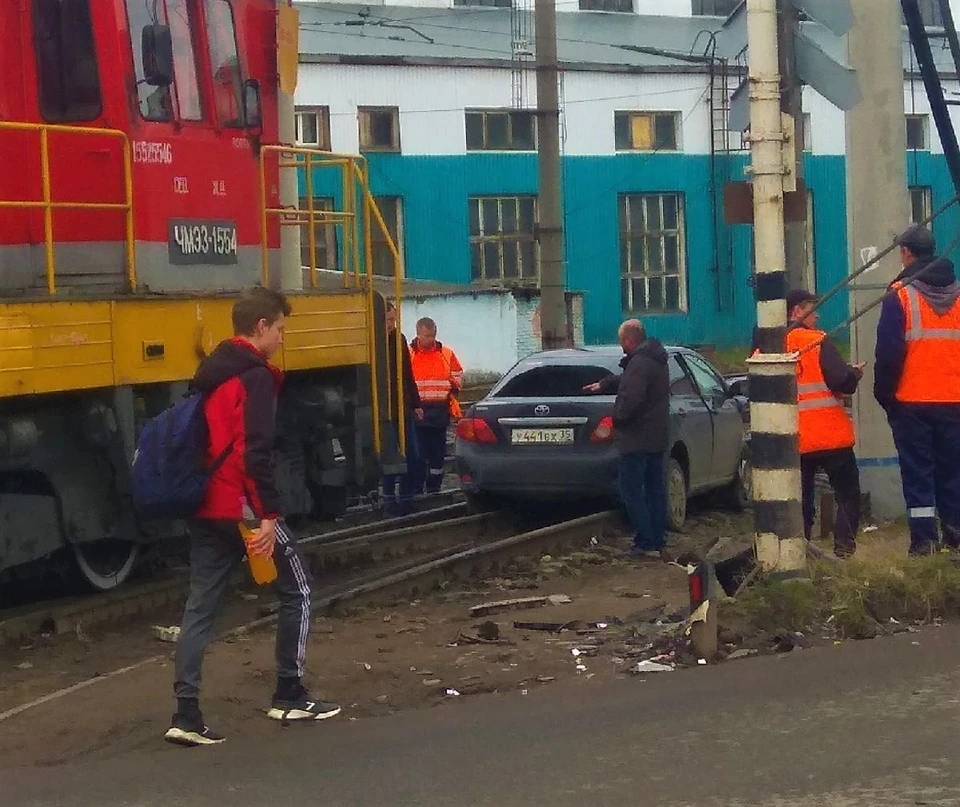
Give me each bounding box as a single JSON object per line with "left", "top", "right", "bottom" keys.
{"left": 383, "top": 301, "right": 423, "bottom": 514}
{"left": 875, "top": 225, "right": 960, "bottom": 554}
{"left": 165, "top": 288, "right": 340, "bottom": 748}
{"left": 586, "top": 319, "right": 670, "bottom": 558}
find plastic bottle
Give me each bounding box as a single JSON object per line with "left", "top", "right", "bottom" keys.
{"left": 238, "top": 498, "right": 277, "bottom": 585}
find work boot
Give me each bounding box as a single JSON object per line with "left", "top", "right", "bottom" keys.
{"left": 908, "top": 541, "right": 935, "bottom": 558}
{"left": 834, "top": 541, "right": 856, "bottom": 560}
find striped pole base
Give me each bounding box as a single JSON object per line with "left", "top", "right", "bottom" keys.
{"left": 746, "top": 352, "right": 806, "bottom": 575}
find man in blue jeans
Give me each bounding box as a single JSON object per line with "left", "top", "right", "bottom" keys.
{"left": 586, "top": 319, "right": 670, "bottom": 558}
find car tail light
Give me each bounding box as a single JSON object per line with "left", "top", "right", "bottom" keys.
{"left": 456, "top": 417, "right": 498, "bottom": 444}
{"left": 590, "top": 415, "right": 614, "bottom": 443}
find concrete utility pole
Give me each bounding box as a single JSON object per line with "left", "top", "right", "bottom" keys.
{"left": 534, "top": 0, "right": 569, "bottom": 350}
{"left": 845, "top": 0, "right": 909, "bottom": 520}
{"left": 277, "top": 0, "right": 303, "bottom": 291}
{"left": 745, "top": 0, "right": 806, "bottom": 575}
{"left": 778, "top": 2, "right": 810, "bottom": 291}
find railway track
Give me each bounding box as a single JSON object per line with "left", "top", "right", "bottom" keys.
{"left": 0, "top": 500, "right": 622, "bottom": 647}
{"left": 0, "top": 493, "right": 466, "bottom": 646}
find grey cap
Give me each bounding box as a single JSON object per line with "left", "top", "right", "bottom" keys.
{"left": 895, "top": 224, "right": 936, "bottom": 257}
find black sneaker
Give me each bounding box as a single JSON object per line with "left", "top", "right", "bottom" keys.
{"left": 164, "top": 712, "right": 225, "bottom": 747}
{"left": 268, "top": 687, "right": 341, "bottom": 722}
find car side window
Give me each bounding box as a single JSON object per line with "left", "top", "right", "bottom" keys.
{"left": 683, "top": 354, "right": 726, "bottom": 401}
{"left": 668, "top": 355, "right": 696, "bottom": 396}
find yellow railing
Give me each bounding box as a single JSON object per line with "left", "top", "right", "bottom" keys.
{"left": 258, "top": 146, "right": 407, "bottom": 459}
{"left": 0, "top": 121, "right": 136, "bottom": 294}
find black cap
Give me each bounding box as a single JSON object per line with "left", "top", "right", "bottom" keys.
{"left": 895, "top": 224, "right": 936, "bottom": 257}
{"left": 786, "top": 289, "right": 818, "bottom": 311}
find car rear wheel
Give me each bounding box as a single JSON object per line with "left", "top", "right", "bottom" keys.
{"left": 665, "top": 456, "right": 687, "bottom": 532}
{"left": 464, "top": 491, "right": 497, "bottom": 514}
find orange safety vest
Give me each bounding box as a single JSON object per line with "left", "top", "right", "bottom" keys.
{"left": 893, "top": 282, "right": 960, "bottom": 403}
{"left": 411, "top": 341, "right": 464, "bottom": 419}
{"left": 786, "top": 328, "right": 856, "bottom": 455}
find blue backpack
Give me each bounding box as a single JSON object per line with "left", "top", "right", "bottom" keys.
{"left": 131, "top": 393, "right": 233, "bottom": 520}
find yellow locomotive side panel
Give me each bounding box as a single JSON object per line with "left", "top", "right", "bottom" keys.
{"left": 0, "top": 290, "right": 372, "bottom": 397}
{"left": 0, "top": 302, "right": 114, "bottom": 396}
{"left": 282, "top": 294, "right": 369, "bottom": 371}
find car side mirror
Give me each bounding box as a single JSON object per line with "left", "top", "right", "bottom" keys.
{"left": 726, "top": 377, "right": 748, "bottom": 399}
{"left": 243, "top": 79, "right": 263, "bottom": 130}
{"left": 142, "top": 25, "right": 174, "bottom": 87}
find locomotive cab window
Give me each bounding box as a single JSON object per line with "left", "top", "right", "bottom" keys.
{"left": 33, "top": 0, "right": 103, "bottom": 123}
{"left": 204, "top": 0, "right": 245, "bottom": 128}
{"left": 125, "top": 0, "right": 204, "bottom": 122}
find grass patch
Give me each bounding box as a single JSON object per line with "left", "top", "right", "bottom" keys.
{"left": 729, "top": 552, "right": 960, "bottom": 640}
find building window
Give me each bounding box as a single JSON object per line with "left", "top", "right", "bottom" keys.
{"left": 692, "top": 0, "right": 739, "bottom": 16}
{"left": 802, "top": 112, "right": 812, "bottom": 152}
{"left": 909, "top": 185, "right": 932, "bottom": 224}
{"left": 619, "top": 193, "right": 687, "bottom": 313}
{"left": 359, "top": 107, "right": 401, "bottom": 152}
{"left": 33, "top": 0, "right": 102, "bottom": 123}
{"left": 906, "top": 114, "right": 930, "bottom": 150}
{"left": 299, "top": 197, "right": 338, "bottom": 281}
{"left": 465, "top": 110, "right": 537, "bottom": 151}
{"left": 372, "top": 197, "right": 404, "bottom": 277}
{"left": 580, "top": 0, "right": 633, "bottom": 11}
{"left": 453, "top": 0, "right": 511, "bottom": 6}
{"left": 295, "top": 107, "right": 331, "bottom": 149}
{"left": 469, "top": 196, "right": 539, "bottom": 284}
{"left": 904, "top": 0, "right": 943, "bottom": 27}
{"left": 204, "top": 0, "right": 245, "bottom": 128}
{"left": 615, "top": 111, "right": 680, "bottom": 152}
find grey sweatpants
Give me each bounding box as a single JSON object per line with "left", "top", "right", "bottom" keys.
{"left": 173, "top": 519, "right": 312, "bottom": 701}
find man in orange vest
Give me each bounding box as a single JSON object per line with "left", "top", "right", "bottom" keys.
{"left": 786, "top": 290, "right": 865, "bottom": 558}
{"left": 410, "top": 317, "right": 463, "bottom": 494}
{"left": 875, "top": 225, "right": 960, "bottom": 555}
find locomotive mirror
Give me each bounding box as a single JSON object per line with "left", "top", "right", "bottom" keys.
{"left": 141, "top": 24, "right": 174, "bottom": 87}
{"left": 243, "top": 79, "right": 263, "bottom": 130}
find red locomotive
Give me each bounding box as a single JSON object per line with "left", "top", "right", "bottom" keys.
{"left": 0, "top": 0, "right": 401, "bottom": 591}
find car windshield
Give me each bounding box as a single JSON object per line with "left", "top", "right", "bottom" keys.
{"left": 492, "top": 363, "right": 616, "bottom": 398}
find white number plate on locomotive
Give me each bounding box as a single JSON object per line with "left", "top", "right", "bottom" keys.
{"left": 168, "top": 219, "right": 239, "bottom": 265}
{"left": 511, "top": 428, "right": 574, "bottom": 445}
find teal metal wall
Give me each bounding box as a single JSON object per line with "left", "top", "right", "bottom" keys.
{"left": 301, "top": 152, "right": 958, "bottom": 349}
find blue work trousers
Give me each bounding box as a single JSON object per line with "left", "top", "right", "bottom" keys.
{"left": 888, "top": 403, "right": 960, "bottom": 551}
{"left": 618, "top": 451, "right": 667, "bottom": 551}
{"left": 382, "top": 416, "right": 421, "bottom": 512}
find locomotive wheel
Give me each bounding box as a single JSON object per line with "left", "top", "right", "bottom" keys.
{"left": 71, "top": 539, "right": 139, "bottom": 592}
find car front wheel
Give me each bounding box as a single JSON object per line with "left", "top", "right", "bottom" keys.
{"left": 665, "top": 456, "right": 687, "bottom": 532}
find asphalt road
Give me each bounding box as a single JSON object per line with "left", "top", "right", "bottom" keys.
{"left": 3, "top": 626, "right": 960, "bottom": 807}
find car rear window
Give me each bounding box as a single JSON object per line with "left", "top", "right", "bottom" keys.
{"left": 492, "top": 364, "right": 615, "bottom": 398}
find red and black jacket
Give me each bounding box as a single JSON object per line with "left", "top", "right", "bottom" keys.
{"left": 192, "top": 338, "right": 284, "bottom": 521}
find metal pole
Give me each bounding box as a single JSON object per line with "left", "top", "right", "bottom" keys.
{"left": 778, "top": 0, "right": 810, "bottom": 291}
{"left": 745, "top": 0, "right": 805, "bottom": 575}
{"left": 846, "top": 0, "right": 910, "bottom": 521}
{"left": 937, "top": 0, "right": 960, "bottom": 77}
{"left": 534, "top": 0, "right": 568, "bottom": 350}
{"left": 277, "top": 0, "right": 302, "bottom": 291}
{"left": 903, "top": 0, "right": 960, "bottom": 197}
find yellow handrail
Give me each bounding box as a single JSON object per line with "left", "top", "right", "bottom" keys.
{"left": 0, "top": 121, "right": 136, "bottom": 293}
{"left": 257, "top": 145, "right": 407, "bottom": 461}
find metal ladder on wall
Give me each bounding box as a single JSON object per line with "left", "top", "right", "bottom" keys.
{"left": 708, "top": 58, "right": 739, "bottom": 313}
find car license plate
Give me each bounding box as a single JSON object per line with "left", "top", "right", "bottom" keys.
{"left": 511, "top": 428, "right": 574, "bottom": 445}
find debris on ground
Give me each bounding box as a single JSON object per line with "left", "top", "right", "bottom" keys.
{"left": 630, "top": 660, "right": 675, "bottom": 674}
{"left": 469, "top": 594, "right": 573, "bottom": 617}
{"left": 151, "top": 626, "right": 180, "bottom": 643}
